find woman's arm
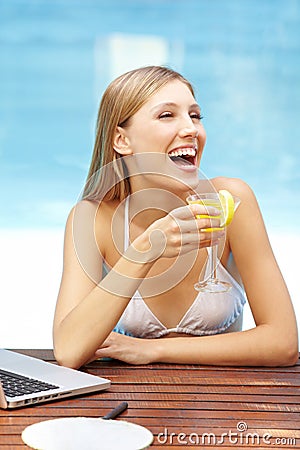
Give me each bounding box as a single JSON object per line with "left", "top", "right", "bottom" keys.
{"left": 53, "top": 201, "right": 155, "bottom": 369}
{"left": 53, "top": 199, "right": 223, "bottom": 369}
{"left": 95, "top": 179, "right": 298, "bottom": 367}
{"left": 156, "top": 179, "right": 298, "bottom": 366}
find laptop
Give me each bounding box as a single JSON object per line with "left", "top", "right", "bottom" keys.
{"left": 0, "top": 349, "right": 110, "bottom": 409}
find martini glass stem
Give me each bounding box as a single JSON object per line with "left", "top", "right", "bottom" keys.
{"left": 210, "top": 244, "right": 218, "bottom": 282}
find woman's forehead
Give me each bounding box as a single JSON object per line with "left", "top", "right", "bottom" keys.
{"left": 140, "top": 80, "right": 197, "bottom": 111}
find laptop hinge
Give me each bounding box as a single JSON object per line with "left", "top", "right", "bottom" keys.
{"left": 0, "top": 381, "right": 8, "bottom": 409}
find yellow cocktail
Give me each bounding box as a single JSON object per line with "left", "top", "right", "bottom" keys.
{"left": 186, "top": 190, "right": 239, "bottom": 293}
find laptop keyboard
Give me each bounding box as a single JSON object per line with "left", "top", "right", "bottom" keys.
{"left": 0, "top": 369, "right": 59, "bottom": 398}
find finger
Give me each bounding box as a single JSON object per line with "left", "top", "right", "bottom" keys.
{"left": 170, "top": 204, "right": 220, "bottom": 221}
{"left": 189, "top": 204, "right": 220, "bottom": 218}
{"left": 95, "top": 348, "right": 112, "bottom": 359}
{"left": 181, "top": 230, "right": 225, "bottom": 246}
{"left": 197, "top": 218, "right": 222, "bottom": 230}
{"left": 177, "top": 216, "right": 222, "bottom": 233}
{"left": 181, "top": 237, "right": 222, "bottom": 252}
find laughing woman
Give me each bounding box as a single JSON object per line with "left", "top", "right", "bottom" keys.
{"left": 53, "top": 66, "right": 298, "bottom": 369}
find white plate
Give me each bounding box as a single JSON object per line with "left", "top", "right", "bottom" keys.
{"left": 22, "top": 417, "right": 154, "bottom": 450}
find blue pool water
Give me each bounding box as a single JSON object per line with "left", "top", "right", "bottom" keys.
{"left": 1, "top": 0, "right": 300, "bottom": 348}
{"left": 0, "top": 0, "right": 300, "bottom": 231}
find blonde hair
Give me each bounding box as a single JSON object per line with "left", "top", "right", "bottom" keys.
{"left": 82, "top": 66, "right": 195, "bottom": 201}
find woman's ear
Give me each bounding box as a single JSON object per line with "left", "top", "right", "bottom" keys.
{"left": 113, "top": 126, "right": 132, "bottom": 156}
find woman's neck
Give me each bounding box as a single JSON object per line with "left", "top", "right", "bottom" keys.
{"left": 127, "top": 188, "right": 188, "bottom": 230}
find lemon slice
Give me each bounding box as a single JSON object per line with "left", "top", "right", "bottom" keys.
{"left": 219, "top": 189, "right": 235, "bottom": 227}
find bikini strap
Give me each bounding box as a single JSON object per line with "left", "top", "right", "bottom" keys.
{"left": 124, "top": 196, "right": 130, "bottom": 251}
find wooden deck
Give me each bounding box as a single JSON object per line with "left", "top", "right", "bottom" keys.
{"left": 1, "top": 349, "right": 299, "bottom": 448}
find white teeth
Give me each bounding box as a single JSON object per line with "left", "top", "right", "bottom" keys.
{"left": 168, "top": 148, "right": 196, "bottom": 158}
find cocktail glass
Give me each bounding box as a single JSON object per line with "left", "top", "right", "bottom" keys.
{"left": 186, "top": 192, "right": 240, "bottom": 293}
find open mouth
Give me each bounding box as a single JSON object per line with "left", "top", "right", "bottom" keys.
{"left": 168, "top": 147, "right": 197, "bottom": 167}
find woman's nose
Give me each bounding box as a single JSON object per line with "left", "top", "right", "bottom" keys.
{"left": 178, "top": 116, "right": 199, "bottom": 138}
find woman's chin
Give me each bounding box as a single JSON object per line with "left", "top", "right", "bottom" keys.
{"left": 166, "top": 162, "right": 200, "bottom": 191}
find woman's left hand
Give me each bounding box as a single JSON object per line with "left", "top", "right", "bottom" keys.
{"left": 93, "top": 332, "right": 156, "bottom": 365}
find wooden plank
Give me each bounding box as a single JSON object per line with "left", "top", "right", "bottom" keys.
{"left": 89, "top": 374, "right": 300, "bottom": 388}
{"left": 108, "top": 383, "right": 300, "bottom": 396}
{"left": 24, "top": 390, "right": 298, "bottom": 404}
{"left": 2, "top": 405, "right": 299, "bottom": 421}
{"left": 2, "top": 350, "right": 299, "bottom": 449}
{"left": 1, "top": 416, "right": 300, "bottom": 431}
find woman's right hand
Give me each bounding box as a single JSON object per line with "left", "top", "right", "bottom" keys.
{"left": 129, "top": 204, "right": 225, "bottom": 262}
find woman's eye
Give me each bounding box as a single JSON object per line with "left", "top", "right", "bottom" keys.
{"left": 159, "top": 112, "right": 173, "bottom": 119}
{"left": 190, "top": 112, "right": 203, "bottom": 120}
{"left": 158, "top": 111, "right": 203, "bottom": 120}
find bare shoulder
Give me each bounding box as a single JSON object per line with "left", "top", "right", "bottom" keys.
{"left": 64, "top": 199, "right": 111, "bottom": 245}
{"left": 66, "top": 199, "right": 119, "bottom": 228}
{"left": 63, "top": 199, "right": 121, "bottom": 272}
{"left": 211, "top": 176, "right": 254, "bottom": 197}
{"left": 210, "top": 176, "right": 266, "bottom": 250}
{"left": 64, "top": 199, "right": 99, "bottom": 227}
{"left": 68, "top": 198, "right": 121, "bottom": 232}
{"left": 210, "top": 176, "right": 259, "bottom": 209}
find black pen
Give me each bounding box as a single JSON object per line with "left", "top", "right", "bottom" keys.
{"left": 102, "top": 401, "right": 128, "bottom": 420}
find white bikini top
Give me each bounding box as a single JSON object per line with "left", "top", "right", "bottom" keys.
{"left": 114, "top": 197, "right": 246, "bottom": 338}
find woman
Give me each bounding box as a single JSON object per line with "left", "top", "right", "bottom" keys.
{"left": 53, "top": 66, "right": 298, "bottom": 369}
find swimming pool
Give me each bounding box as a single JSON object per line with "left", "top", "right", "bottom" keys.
{"left": 1, "top": 0, "right": 300, "bottom": 348}
{"left": 0, "top": 0, "right": 299, "bottom": 231}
